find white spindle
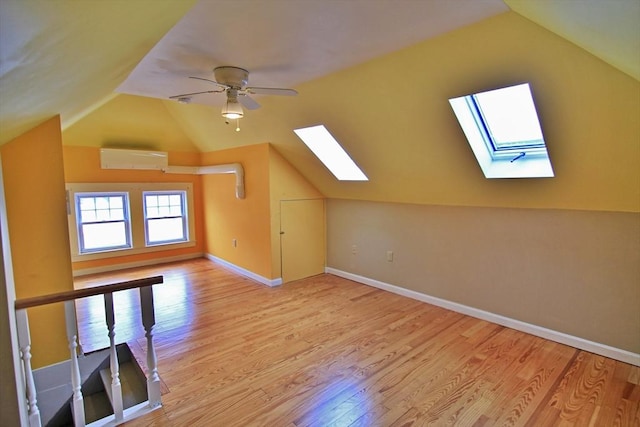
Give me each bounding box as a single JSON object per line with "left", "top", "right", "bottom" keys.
{"left": 139, "top": 286, "right": 161, "bottom": 408}
{"left": 64, "top": 300, "right": 85, "bottom": 427}
{"left": 104, "top": 292, "right": 123, "bottom": 420}
{"left": 15, "top": 309, "right": 41, "bottom": 427}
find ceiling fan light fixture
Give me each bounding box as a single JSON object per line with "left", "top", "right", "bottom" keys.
{"left": 221, "top": 98, "right": 243, "bottom": 119}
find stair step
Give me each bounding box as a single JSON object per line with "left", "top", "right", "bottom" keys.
{"left": 99, "top": 361, "right": 148, "bottom": 411}
{"left": 83, "top": 391, "right": 112, "bottom": 424}
{"left": 34, "top": 348, "right": 110, "bottom": 427}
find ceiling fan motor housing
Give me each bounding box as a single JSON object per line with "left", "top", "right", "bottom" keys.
{"left": 214, "top": 66, "right": 249, "bottom": 89}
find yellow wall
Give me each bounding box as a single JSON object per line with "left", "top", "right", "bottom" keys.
{"left": 201, "top": 144, "right": 273, "bottom": 279}
{"left": 269, "top": 145, "right": 324, "bottom": 278}
{"left": 63, "top": 143, "right": 325, "bottom": 282}
{"left": 279, "top": 12, "right": 638, "bottom": 212}
{"left": 1, "top": 116, "right": 73, "bottom": 367}
{"left": 282, "top": 12, "right": 640, "bottom": 212}
{"left": 63, "top": 146, "right": 204, "bottom": 272}
{"left": 62, "top": 94, "right": 200, "bottom": 153}
{"left": 198, "top": 143, "right": 325, "bottom": 281}
{"left": 56, "top": 12, "right": 639, "bottom": 214}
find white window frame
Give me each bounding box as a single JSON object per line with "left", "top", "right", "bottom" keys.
{"left": 66, "top": 182, "right": 196, "bottom": 261}
{"left": 449, "top": 83, "right": 554, "bottom": 179}
{"left": 143, "top": 190, "right": 189, "bottom": 246}
{"left": 75, "top": 192, "right": 132, "bottom": 254}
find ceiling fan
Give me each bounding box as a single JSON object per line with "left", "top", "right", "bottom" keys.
{"left": 170, "top": 66, "right": 297, "bottom": 129}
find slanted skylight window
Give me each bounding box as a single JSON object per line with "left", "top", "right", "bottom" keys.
{"left": 294, "top": 125, "right": 368, "bottom": 181}
{"left": 449, "top": 83, "right": 554, "bottom": 178}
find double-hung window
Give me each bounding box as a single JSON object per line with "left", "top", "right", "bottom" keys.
{"left": 75, "top": 193, "right": 132, "bottom": 253}
{"left": 67, "top": 183, "right": 195, "bottom": 261}
{"left": 143, "top": 191, "right": 188, "bottom": 245}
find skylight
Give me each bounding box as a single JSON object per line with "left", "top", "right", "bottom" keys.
{"left": 294, "top": 125, "right": 368, "bottom": 181}
{"left": 449, "top": 83, "right": 554, "bottom": 178}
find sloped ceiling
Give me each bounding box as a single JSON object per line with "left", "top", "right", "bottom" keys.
{"left": 1, "top": 0, "right": 638, "bottom": 147}
{"left": 1, "top": 0, "right": 638, "bottom": 211}
{"left": 115, "top": 0, "right": 508, "bottom": 104}
{"left": 505, "top": 0, "right": 640, "bottom": 81}
{"left": 0, "top": 0, "right": 198, "bottom": 144}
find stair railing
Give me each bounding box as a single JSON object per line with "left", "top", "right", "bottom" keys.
{"left": 14, "top": 275, "right": 164, "bottom": 427}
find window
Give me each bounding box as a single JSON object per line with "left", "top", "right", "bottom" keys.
{"left": 67, "top": 182, "right": 196, "bottom": 261}
{"left": 143, "top": 191, "right": 188, "bottom": 245}
{"left": 449, "top": 83, "right": 554, "bottom": 178}
{"left": 293, "top": 125, "right": 368, "bottom": 181}
{"left": 75, "top": 193, "right": 132, "bottom": 253}
{"left": 473, "top": 84, "right": 546, "bottom": 154}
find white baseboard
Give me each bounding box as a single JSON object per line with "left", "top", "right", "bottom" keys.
{"left": 72, "top": 253, "right": 204, "bottom": 277}
{"left": 326, "top": 267, "right": 640, "bottom": 367}
{"left": 205, "top": 254, "right": 282, "bottom": 287}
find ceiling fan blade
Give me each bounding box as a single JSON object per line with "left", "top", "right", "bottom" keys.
{"left": 238, "top": 94, "right": 261, "bottom": 110}
{"left": 246, "top": 87, "right": 298, "bottom": 96}
{"left": 189, "top": 76, "right": 229, "bottom": 90}
{"left": 169, "top": 89, "right": 222, "bottom": 99}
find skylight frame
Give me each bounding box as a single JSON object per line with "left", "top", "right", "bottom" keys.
{"left": 449, "top": 83, "right": 554, "bottom": 178}
{"left": 294, "top": 125, "right": 368, "bottom": 181}
{"left": 471, "top": 97, "right": 545, "bottom": 151}
{"left": 466, "top": 95, "right": 549, "bottom": 162}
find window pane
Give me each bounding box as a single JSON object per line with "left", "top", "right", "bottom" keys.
{"left": 75, "top": 192, "right": 132, "bottom": 254}
{"left": 143, "top": 191, "right": 188, "bottom": 246}
{"left": 147, "top": 218, "right": 185, "bottom": 243}
{"left": 80, "top": 198, "right": 95, "bottom": 210}
{"left": 449, "top": 83, "right": 554, "bottom": 178}
{"left": 81, "top": 210, "right": 96, "bottom": 222}
{"left": 96, "top": 209, "right": 111, "bottom": 221}
{"left": 474, "top": 84, "right": 543, "bottom": 149}
{"left": 95, "top": 197, "right": 109, "bottom": 210}
{"left": 111, "top": 208, "right": 124, "bottom": 220}
{"left": 109, "top": 197, "right": 123, "bottom": 209}
{"left": 293, "top": 125, "right": 368, "bottom": 181}
{"left": 82, "top": 222, "right": 128, "bottom": 250}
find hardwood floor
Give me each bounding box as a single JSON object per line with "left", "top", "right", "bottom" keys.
{"left": 73, "top": 258, "right": 640, "bottom": 426}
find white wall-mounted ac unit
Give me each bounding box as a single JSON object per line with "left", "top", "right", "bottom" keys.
{"left": 100, "top": 148, "right": 168, "bottom": 170}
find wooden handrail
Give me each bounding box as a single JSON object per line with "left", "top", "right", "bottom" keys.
{"left": 14, "top": 276, "right": 163, "bottom": 310}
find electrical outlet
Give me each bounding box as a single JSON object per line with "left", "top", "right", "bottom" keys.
{"left": 387, "top": 250, "right": 394, "bottom": 262}
{"left": 232, "top": 239, "right": 237, "bottom": 248}
{"left": 352, "top": 245, "right": 357, "bottom": 255}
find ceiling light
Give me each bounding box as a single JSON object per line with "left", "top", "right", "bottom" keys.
{"left": 221, "top": 98, "right": 243, "bottom": 119}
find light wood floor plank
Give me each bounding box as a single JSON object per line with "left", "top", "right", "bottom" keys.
{"left": 72, "top": 259, "right": 639, "bottom": 426}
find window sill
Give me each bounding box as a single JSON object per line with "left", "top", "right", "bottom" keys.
{"left": 71, "top": 240, "right": 196, "bottom": 262}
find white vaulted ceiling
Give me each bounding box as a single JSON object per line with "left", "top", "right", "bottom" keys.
{"left": 115, "top": 0, "right": 508, "bottom": 106}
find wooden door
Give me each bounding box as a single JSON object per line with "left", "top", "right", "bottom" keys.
{"left": 280, "top": 199, "right": 325, "bottom": 283}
